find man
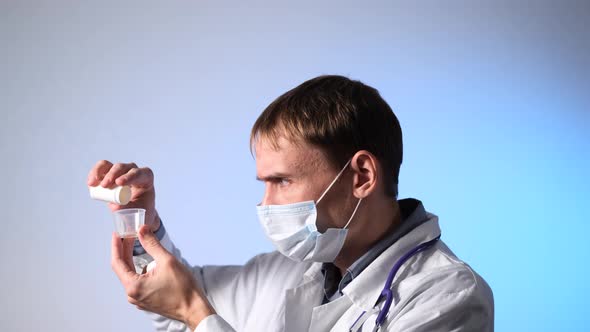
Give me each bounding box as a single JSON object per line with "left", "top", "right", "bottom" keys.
{"left": 88, "top": 75, "right": 494, "bottom": 331}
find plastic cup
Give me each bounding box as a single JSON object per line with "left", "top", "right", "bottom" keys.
{"left": 113, "top": 208, "right": 145, "bottom": 238}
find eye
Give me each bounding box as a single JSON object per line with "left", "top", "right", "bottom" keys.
{"left": 270, "top": 177, "right": 290, "bottom": 187}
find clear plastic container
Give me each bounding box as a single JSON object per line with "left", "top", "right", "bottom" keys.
{"left": 113, "top": 208, "right": 145, "bottom": 238}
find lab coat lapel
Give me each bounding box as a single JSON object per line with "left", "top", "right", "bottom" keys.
{"left": 284, "top": 263, "right": 324, "bottom": 332}
{"left": 308, "top": 295, "right": 354, "bottom": 332}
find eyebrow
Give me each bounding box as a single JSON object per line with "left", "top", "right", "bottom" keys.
{"left": 256, "top": 172, "right": 291, "bottom": 182}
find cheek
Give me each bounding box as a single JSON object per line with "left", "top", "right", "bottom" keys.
{"left": 317, "top": 183, "right": 356, "bottom": 229}
{"left": 280, "top": 186, "right": 305, "bottom": 204}
{"left": 275, "top": 184, "right": 314, "bottom": 205}
{"left": 316, "top": 205, "right": 343, "bottom": 231}
{"left": 317, "top": 203, "right": 350, "bottom": 231}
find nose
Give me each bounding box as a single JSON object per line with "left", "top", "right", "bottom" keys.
{"left": 260, "top": 183, "right": 273, "bottom": 206}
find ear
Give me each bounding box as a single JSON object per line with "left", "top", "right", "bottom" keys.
{"left": 350, "top": 150, "right": 378, "bottom": 199}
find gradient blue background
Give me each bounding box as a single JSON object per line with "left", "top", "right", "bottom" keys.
{"left": 1, "top": 1, "right": 588, "bottom": 331}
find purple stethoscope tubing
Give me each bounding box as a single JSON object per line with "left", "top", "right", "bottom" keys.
{"left": 373, "top": 235, "right": 441, "bottom": 329}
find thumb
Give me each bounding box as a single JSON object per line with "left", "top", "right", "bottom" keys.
{"left": 138, "top": 225, "right": 170, "bottom": 261}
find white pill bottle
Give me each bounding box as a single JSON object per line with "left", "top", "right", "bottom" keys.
{"left": 89, "top": 185, "right": 132, "bottom": 205}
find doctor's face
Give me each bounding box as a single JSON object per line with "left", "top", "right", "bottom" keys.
{"left": 255, "top": 136, "right": 357, "bottom": 231}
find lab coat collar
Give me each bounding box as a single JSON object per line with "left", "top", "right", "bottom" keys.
{"left": 341, "top": 214, "right": 442, "bottom": 310}
{"left": 302, "top": 260, "right": 324, "bottom": 283}
{"left": 329, "top": 199, "right": 429, "bottom": 297}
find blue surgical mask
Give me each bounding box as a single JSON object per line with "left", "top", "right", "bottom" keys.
{"left": 256, "top": 160, "right": 362, "bottom": 262}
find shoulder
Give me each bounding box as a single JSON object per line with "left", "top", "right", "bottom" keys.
{"left": 395, "top": 240, "right": 494, "bottom": 318}
{"left": 383, "top": 241, "right": 494, "bottom": 330}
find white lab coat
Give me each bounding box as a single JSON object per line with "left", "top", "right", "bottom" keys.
{"left": 134, "top": 214, "right": 494, "bottom": 331}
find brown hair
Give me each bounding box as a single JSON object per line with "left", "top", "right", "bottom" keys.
{"left": 251, "top": 75, "right": 403, "bottom": 197}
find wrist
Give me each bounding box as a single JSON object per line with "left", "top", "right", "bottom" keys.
{"left": 185, "top": 292, "right": 216, "bottom": 330}
{"left": 149, "top": 211, "right": 161, "bottom": 232}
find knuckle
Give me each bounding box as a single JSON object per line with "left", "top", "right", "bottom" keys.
{"left": 98, "top": 159, "right": 111, "bottom": 167}
{"left": 146, "top": 238, "right": 159, "bottom": 249}
{"left": 144, "top": 167, "right": 154, "bottom": 179}
{"left": 91, "top": 160, "right": 109, "bottom": 178}
{"left": 126, "top": 284, "right": 140, "bottom": 298}
{"left": 162, "top": 256, "right": 175, "bottom": 267}
{"left": 130, "top": 162, "right": 138, "bottom": 168}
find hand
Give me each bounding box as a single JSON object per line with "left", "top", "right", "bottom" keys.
{"left": 111, "top": 226, "right": 216, "bottom": 329}
{"left": 87, "top": 160, "right": 160, "bottom": 231}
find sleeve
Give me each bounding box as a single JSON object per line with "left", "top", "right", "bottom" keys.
{"left": 384, "top": 266, "right": 494, "bottom": 332}
{"left": 132, "top": 220, "right": 258, "bottom": 332}
{"left": 193, "top": 315, "right": 236, "bottom": 332}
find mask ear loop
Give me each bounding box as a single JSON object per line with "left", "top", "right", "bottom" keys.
{"left": 315, "top": 159, "right": 361, "bottom": 230}
{"left": 343, "top": 198, "right": 362, "bottom": 229}
{"left": 317, "top": 159, "right": 353, "bottom": 204}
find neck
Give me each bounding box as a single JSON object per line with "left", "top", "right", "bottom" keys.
{"left": 333, "top": 198, "right": 400, "bottom": 276}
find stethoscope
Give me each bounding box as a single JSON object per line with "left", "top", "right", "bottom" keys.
{"left": 349, "top": 235, "right": 441, "bottom": 332}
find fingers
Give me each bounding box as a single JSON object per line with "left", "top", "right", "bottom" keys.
{"left": 115, "top": 167, "right": 154, "bottom": 188}
{"left": 100, "top": 162, "right": 138, "bottom": 188}
{"left": 87, "top": 160, "right": 113, "bottom": 186}
{"left": 88, "top": 161, "right": 154, "bottom": 196}
{"left": 138, "top": 225, "right": 171, "bottom": 262}
{"left": 128, "top": 297, "right": 147, "bottom": 311}
{"left": 111, "top": 233, "right": 138, "bottom": 284}
{"left": 130, "top": 298, "right": 147, "bottom": 311}
{"left": 128, "top": 296, "right": 139, "bottom": 306}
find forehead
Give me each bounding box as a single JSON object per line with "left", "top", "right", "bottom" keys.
{"left": 254, "top": 136, "right": 329, "bottom": 177}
